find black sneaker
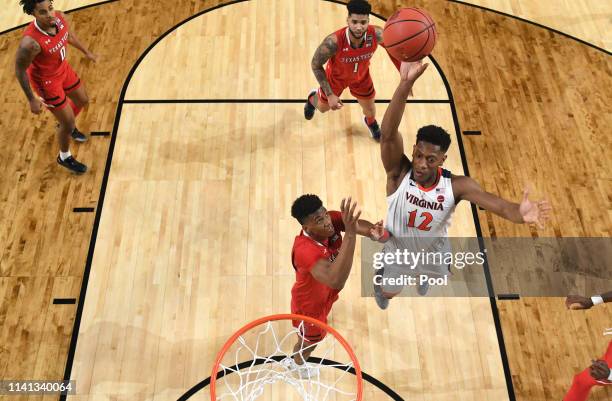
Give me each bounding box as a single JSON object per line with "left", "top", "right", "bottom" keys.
{"left": 71, "top": 127, "right": 88, "bottom": 143}
{"left": 57, "top": 155, "right": 87, "bottom": 174}
{"left": 304, "top": 90, "right": 317, "bottom": 120}
{"left": 364, "top": 117, "right": 381, "bottom": 141}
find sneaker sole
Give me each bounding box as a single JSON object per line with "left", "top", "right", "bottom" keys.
{"left": 362, "top": 117, "right": 381, "bottom": 141}
{"left": 57, "top": 160, "right": 87, "bottom": 174}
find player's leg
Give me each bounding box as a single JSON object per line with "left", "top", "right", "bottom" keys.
{"left": 30, "top": 74, "right": 87, "bottom": 173}
{"left": 50, "top": 102, "right": 87, "bottom": 174}
{"left": 350, "top": 73, "right": 380, "bottom": 140}
{"left": 373, "top": 264, "right": 404, "bottom": 310}
{"left": 293, "top": 338, "right": 318, "bottom": 365}
{"left": 291, "top": 316, "right": 325, "bottom": 365}
{"left": 284, "top": 324, "right": 322, "bottom": 379}
{"left": 63, "top": 64, "right": 88, "bottom": 142}
{"left": 304, "top": 74, "right": 344, "bottom": 119}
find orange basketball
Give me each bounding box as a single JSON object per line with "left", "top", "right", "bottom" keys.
{"left": 383, "top": 8, "right": 437, "bottom": 62}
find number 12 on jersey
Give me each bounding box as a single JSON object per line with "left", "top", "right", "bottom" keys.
{"left": 60, "top": 46, "right": 66, "bottom": 61}
{"left": 408, "top": 210, "right": 433, "bottom": 231}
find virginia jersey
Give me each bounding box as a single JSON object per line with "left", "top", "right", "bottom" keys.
{"left": 385, "top": 167, "right": 456, "bottom": 238}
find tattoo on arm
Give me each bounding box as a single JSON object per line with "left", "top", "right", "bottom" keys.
{"left": 374, "top": 26, "right": 384, "bottom": 44}
{"left": 311, "top": 35, "right": 337, "bottom": 96}
{"left": 15, "top": 39, "right": 39, "bottom": 101}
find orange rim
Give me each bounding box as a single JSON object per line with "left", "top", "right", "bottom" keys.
{"left": 210, "top": 313, "right": 363, "bottom": 400}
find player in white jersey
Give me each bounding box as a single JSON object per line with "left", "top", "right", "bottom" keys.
{"left": 373, "top": 61, "right": 552, "bottom": 309}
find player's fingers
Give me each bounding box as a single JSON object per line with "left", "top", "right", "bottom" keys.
{"left": 593, "top": 360, "right": 607, "bottom": 368}
{"left": 522, "top": 188, "right": 530, "bottom": 201}
{"left": 340, "top": 198, "right": 346, "bottom": 212}
{"left": 591, "top": 365, "right": 606, "bottom": 377}
{"left": 344, "top": 197, "right": 352, "bottom": 214}
{"left": 349, "top": 199, "right": 357, "bottom": 216}
{"left": 354, "top": 210, "right": 362, "bottom": 221}
{"left": 418, "top": 63, "right": 429, "bottom": 75}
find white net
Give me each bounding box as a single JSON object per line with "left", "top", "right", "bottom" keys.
{"left": 212, "top": 318, "right": 361, "bottom": 401}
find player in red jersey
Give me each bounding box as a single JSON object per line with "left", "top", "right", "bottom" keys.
{"left": 284, "top": 194, "right": 389, "bottom": 377}
{"left": 563, "top": 291, "right": 612, "bottom": 401}
{"left": 304, "top": 0, "right": 400, "bottom": 140}
{"left": 15, "top": 0, "right": 97, "bottom": 174}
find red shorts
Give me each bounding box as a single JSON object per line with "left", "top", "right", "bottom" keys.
{"left": 318, "top": 69, "right": 375, "bottom": 103}
{"left": 28, "top": 63, "right": 81, "bottom": 110}
{"left": 291, "top": 298, "right": 337, "bottom": 344}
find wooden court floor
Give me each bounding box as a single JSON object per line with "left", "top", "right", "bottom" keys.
{"left": 0, "top": 1, "right": 610, "bottom": 400}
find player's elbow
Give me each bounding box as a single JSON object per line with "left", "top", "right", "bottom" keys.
{"left": 324, "top": 274, "right": 345, "bottom": 290}
{"left": 15, "top": 62, "right": 26, "bottom": 78}
{"left": 329, "top": 280, "right": 345, "bottom": 290}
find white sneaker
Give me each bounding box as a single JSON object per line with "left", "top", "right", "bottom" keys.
{"left": 296, "top": 363, "right": 319, "bottom": 379}
{"left": 280, "top": 357, "right": 319, "bottom": 379}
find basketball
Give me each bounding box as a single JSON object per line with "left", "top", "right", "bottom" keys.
{"left": 383, "top": 8, "right": 437, "bottom": 62}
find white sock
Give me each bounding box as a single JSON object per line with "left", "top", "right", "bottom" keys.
{"left": 60, "top": 150, "right": 71, "bottom": 161}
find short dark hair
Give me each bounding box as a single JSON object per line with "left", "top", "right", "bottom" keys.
{"left": 291, "top": 194, "right": 323, "bottom": 224}
{"left": 20, "top": 0, "right": 50, "bottom": 15}
{"left": 416, "top": 125, "right": 451, "bottom": 152}
{"left": 347, "top": 0, "right": 371, "bottom": 16}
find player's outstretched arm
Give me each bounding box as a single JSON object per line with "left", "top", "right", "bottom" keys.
{"left": 566, "top": 291, "right": 612, "bottom": 310}
{"left": 311, "top": 34, "right": 341, "bottom": 109}
{"left": 356, "top": 219, "right": 390, "bottom": 242}
{"left": 373, "top": 26, "right": 401, "bottom": 71}
{"left": 381, "top": 61, "right": 428, "bottom": 181}
{"left": 15, "top": 36, "right": 42, "bottom": 114}
{"left": 59, "top": 11, "right": 97, "bottom": 62}
{"left": 310, "top": 198, "right": 360, "bottom": 290}
{"left": 452, "top": 175, "right": 552, "bottom": 227}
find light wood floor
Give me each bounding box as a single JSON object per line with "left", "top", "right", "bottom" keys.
{"left": 466, "top": 0, "right": 612, "bottom": 51}
{"left": 1, "top": 1, "right": 610, "bottom": 400}
{"left": 68, "top": 3, "right": 501, "bottom": 400}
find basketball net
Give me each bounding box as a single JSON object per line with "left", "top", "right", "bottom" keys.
{"left": 210, "top": 314, "right": 363, "bottom": 401}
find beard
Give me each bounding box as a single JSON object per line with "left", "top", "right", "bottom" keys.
{"left": 349, "top": 29, "right": 365, "bottom": 39}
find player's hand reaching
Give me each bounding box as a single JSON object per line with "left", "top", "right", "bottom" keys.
{"left": 327, "top": 94, "right": 343, "bottom": 110}
{"left": 340, "top": 197, "right": 361, "bottom": 235}
{"left": 369, "top": 220, "right": 389, "bottom": 243}
{"left": 565, "top": 295, "right": 594, "bottom": 310}
{"left": 589, "top": 360, "right": 611, "bottom": 381}
{"left": 85, "top": 51, "right": 98, "bottom": 63}
{"left": 519, "top": 188, "right": 551, "bottom": 229}
{"left": 29, "top": 97, "right": 43, "bottom": 114}
{"left": 400, "top": 60, "right": 429, "bottom": 85}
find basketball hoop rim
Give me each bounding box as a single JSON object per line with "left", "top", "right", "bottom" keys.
{"left": 210, "top": 313, "right": 363, "bottom": 400}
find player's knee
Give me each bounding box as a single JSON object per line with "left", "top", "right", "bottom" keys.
{"left": 59, "top": 118, "right": 76, "bottom": 133}
{"left": 79, "top": 93, "right": 89, "bottom": 107}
